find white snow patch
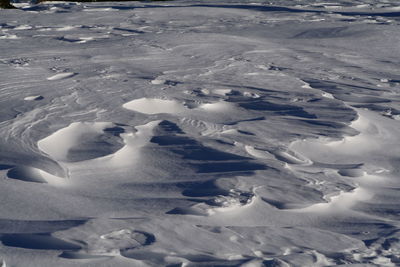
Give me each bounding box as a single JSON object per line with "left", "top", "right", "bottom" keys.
{"left": 122, "top": 98, "right": 186, "bottom": 114}
{"left": 24, "top": 95, "right": 43, "bottom": 101}
{"left": 47, "top": 72, "right": 76, "bottom": 81}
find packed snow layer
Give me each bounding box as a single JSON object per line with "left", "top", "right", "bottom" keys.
{"left": 1, "top": 0, "right": 400, "bottom": 266}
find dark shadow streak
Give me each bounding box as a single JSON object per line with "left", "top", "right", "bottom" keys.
{"left": 21, "top": 3, "right": 400, "bottom": 18}
{"left": 109, "top": 4, "right": 400, "bottom": 18}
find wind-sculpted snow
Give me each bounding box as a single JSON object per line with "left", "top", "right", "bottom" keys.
{"left": 1, "top": 0, "right": 400, "bottom": 266}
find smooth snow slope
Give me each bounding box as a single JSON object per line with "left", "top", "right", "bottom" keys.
{"left": 1, "top": 0, "right": 400, "bottom": 266}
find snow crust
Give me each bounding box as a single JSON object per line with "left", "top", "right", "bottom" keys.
{"left": 1, "top": 0, "right": 400, "bottom": 266}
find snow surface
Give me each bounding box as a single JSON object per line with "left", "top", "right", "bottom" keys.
{"left": 1, "top": 0, "right": 400, "bottom": 266}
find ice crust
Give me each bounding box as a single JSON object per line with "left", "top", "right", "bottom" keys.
{"left": 1, "top": 0, "right": 400, "bottom": 266}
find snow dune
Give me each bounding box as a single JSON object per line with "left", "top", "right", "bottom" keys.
{"left": 7, "top": 165, "right": 65, "bottom": 185}
{"left": 38, "top": 122, "right": 122, "bottom": 162}
{"left": 123, "top": 98, "right": 186, "bottom": 114}
{"left": 123, "top": 97, "right": 235, "bottom": 115}
{"left": 47, "top": 72, "right": 76, "bottom": 81}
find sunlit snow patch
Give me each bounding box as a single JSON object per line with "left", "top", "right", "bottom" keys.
{"left": 38, "top": 122, "right": 124, "bottom": 162}
{"left": 24, "top": 95, "right": 43, "bottom": 101}
{"left": 7, "top": 166, "right": 65, "bottom": 185}
{"left": 123, "top": 98, "right": 186, "bottom": 114}
{"left": 47, "top": 72, "right": 76, "bottom": 81}
{"left": 123, "top": 97, "right": 235, "bottom": 115}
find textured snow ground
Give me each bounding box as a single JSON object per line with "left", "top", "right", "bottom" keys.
{"left": 1, "top": 0, "right": 400, "bottom": 266}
